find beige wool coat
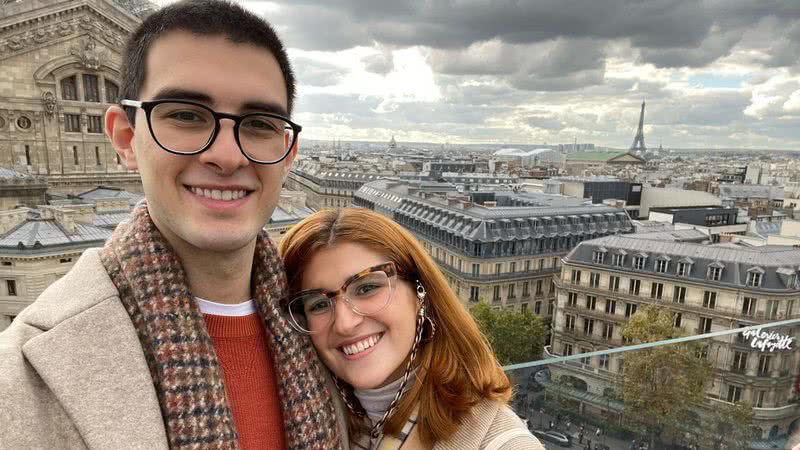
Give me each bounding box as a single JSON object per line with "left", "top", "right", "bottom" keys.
{"left": 0, "top": 248, "right": 349, "bottom": 450}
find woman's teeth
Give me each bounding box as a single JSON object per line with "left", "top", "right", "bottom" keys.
{"left": 342, "top": 333, "right": 382, "bottom": 355}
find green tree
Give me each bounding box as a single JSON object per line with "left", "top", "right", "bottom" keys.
{"left": 620, "top": 306, "right": 713, "bottom": 449}
{"left": 696, "top": 402, "right": 754, "bottom": 450}
{"left": 471, "top": 302, "right": 545, "bottom": 366}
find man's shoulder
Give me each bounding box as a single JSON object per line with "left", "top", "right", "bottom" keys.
{"left": 5, "top": 247, "right": 118, "bottom": 335}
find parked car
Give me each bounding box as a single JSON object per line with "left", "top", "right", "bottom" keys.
{"left": 532, "top": 430, "right": 572, "bottom": 447}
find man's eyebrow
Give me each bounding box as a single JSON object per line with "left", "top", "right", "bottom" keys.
{"left": 150, "top": 88, "right": 289, "bottom": 117}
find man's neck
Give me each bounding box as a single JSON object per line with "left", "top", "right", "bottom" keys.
{"left": 176, "top": 240, "right": 256, "bottom": 305}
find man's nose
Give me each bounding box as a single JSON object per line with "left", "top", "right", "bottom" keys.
{"left": 198, "top": 119, "right": 249, "bottom": 175}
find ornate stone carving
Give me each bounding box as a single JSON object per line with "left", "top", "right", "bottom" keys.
{"left": 58, "top": 22, "right": 73, "bottom": 37}
{"left": 41, "top": 92, "right": 57, "bottom": 118}
{"left": 70, "top": 39, "right": 107, "bottom": 70}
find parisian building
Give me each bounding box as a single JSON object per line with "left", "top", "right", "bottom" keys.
{"left": 0, "top": 0, "right": 143, "bottom": 194}
{"left": 550, "top": 233, "right": 800, "bottom": 441}
{"left": 353, "top": 179, "right": 634, "bottom": 326}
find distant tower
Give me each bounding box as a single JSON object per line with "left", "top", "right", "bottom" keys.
{"left": 388, "top": 135, "right": 397, "bottom": 151}
{"left": 630, "top": 100, "right": 647, "bottom": 153}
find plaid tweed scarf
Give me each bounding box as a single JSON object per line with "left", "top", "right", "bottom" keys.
{"left": 100, "top": 203, "right": 342, "bottom": 449}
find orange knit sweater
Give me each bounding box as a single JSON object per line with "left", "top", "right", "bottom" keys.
{"left": 204, "top": 312, "right": 286, "bottom": 450}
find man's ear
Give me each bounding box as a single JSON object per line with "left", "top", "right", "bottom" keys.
{"left": 282, "top": 134, "right": 299, "bottom": 175}
{"left": 105, "top": 105, "right": 138, "bottom": 171}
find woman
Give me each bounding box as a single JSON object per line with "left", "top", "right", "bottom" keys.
{"left": 280, "top": 208, "right": 543, "bottom": 449}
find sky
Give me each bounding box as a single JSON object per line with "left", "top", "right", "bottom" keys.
{"left": 156, "top": 0, "right": 800, "bottom": 149}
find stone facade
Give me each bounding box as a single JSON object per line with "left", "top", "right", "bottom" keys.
{"left": 0, "top": 0, "right": 142, "bottom": 194}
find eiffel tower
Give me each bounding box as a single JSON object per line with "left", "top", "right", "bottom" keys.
{"left": 630, "top": 100, "right": 646, "bottom": 153}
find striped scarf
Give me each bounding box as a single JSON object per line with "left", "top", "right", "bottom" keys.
{"left": 100, "top": 203, "right": 342, "bottom": 449}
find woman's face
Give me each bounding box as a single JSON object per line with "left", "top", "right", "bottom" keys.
{"left": 299, "top": 241, "right": 420, "bottom": 390}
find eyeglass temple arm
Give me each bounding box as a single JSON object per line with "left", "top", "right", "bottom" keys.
{"left": 120, "top": 99, "right": 143, "bottom": 108}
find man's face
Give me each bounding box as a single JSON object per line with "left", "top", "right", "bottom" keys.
{"left": 124, "top": 31, "right": 295, "bottom": 254}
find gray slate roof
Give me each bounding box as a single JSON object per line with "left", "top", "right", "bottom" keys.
{"left": 0, "top": 219, "right": 112, "bottom": 253}
{"left": 565, "top": 235, "right": 800, "bottom": 292}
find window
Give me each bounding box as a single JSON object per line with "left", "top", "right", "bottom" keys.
{"left": 605, "top": 299, "right": 617, "bottom": 314}
{"left": 758, "top": 355, "right": 771, "bottom": 376}
{"left": 24, "top": 145, "right": 31, "bottom": 165}
{"left": 589, "top": 272, "right": 600, "bottom": 288}
{"left": 609, "top": 275, "right": 620, "bottom": 292}
{"left": 732, "top": 351, "right": 747, "bottom": 373}
{"left": 612, "top": 253, "right": 625, "bottom": 266}
{"left": 472, "top": 264, "right": 480, "bottom": 276}
{"left": 708, "top": 266, "right": 722, "bottom": 281}
{"left": 539, "top": 259, "right": 545, "bottom": 270}
{"left": 625, "top": 302, "right": 637, "bottom": 318}
{"left": 788, "top": 300, "right": 795, "bottom": 317}
{"left": 746, "top": 271, "right": 762, "bottom": 287}
{"left": 470, "top": 286, "right": 479, "bottom": 302}
{"left": 755, "top": 390, "right": 766, "bottom": 408}
{"left": 629, "top": 279, "right": 641, "bottom": 295}
{"left": 87, "top": 115, "right": 102, "bottom": 133}
{"left": 599, "top": 354, "right": 609, "bottom": 370}
{"left": 115, "top": 153, "right": 121, "bottom": 164}
{"left": 697, "top": 344, "right": 709, "bottom": 359}
{"left": 534, "top": 301, "right": 541, "bottom": 315}
{"left": 742, "top": 297, "right": 757, "bottom": 316}
{"left": 507, "top": 283, "right": 515, "bottom": 299}
{"left": 673, "top": 312, "right": 682, "bottom": 327}
{"left": 586, "top": 295, "right": 597, "bottom": 310}
{"left": 567, "top": 292, "right": 578, "bottom": 307}
{"left": 524, "top": 260, "right": 531, "bottom": 271}
{"left": 580, "top": 348, "right": 591, "bottom": 365}
{"left": 549, "top": 281, "right": 555, "bottom": 294}
{"left": 520, "top": 303, "right": 528, "bottom": 313}
{"left": 633, "top": 256, "right": 646, "bottom": 270}
{"left": 522, "top": 281, "right": 530, "bottom": 297}
{"left": 492, "top": 286, "right": 501, "bottom": 302}
{"left": 699, "top": 317, "right": 712, "bottom": 334}
{"left": 592, "top": 251, "right": 606, "bottom": 264}
{"left": 536, "top": 279, "right": 543, "bottom": 295}
{"left": 602, "top": 322, "right": 614, "bottom": 340}
{"left": 548, "top": 300, "right": 554, "bottom": 315}
{"left": 495, "top": 263, "right": 502, "bottom": 274}
{"left": 583, "top": 318, "right": 594, "bottom": 336}
{"left": 72, "top": 146, "right": 79, "bottom": 166}
{"left": 60, "top": 76, "right": 77, "bottom": 100}
{"left": 727, "top": 385, "right": 742, "bottom": 403}
{"left": 65, "top": 114, "right": 81, "bottom": 132}
{"left": 703, "top": 291, "right": 717, "bottom": 309}
{"left": 677, "top": 262, "right": 690, "bottom": 276}
{"left": 563, "top": 343, "right": 573, "bottom": 356}
{"left": 766, "top": 299, "right": 779, "bottom": 320}
{"left": 673, "top": 286, "right": 686, "bottom": 303}
{"left": 570, "top": 269, "right": 581, "bottom": 284}
{"left": 565, "top": 314, "right": 576, "bottom": 331}
{"left": 509, "top": 262, "right": 516, "bottom": 273}
{"left": 656, "top": 259, "right": 669, "bottom": 273}
{"left": 6, "top": 279, "right": 17, "bottom": 296}
{"left": 650, "top": 282, "right": 663, "bottom": 299}
{"left": 83, "top": 74, "right": 100, "bottom": 102}
{"left": 105, "top": 79, "right": 119, "bottom": 103}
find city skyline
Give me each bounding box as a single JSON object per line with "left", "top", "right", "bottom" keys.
{"left": 154, "top": 0, "right": 800, "bottom": 150}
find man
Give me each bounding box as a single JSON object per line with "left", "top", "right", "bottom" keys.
{"left": 0, "top": 1, "right": 347, "bottom": 449}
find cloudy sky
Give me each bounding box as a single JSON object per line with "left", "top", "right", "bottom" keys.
{"left": 160, "top": 0, "right": 800, "bottom": 149}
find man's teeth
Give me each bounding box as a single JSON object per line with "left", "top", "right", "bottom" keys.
{"left": 342, "top": 334, "right": 382, "bottom": 356}
{"left": 190, "top": 187, "right": 247, "bottom": 200}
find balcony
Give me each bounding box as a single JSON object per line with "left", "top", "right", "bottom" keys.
{"left": 438, "top": 261, "right": 560, "bottom": 283}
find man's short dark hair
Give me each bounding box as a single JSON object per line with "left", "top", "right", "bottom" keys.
{"left": 119, "top": 0, "right": 296, "bottom": 125}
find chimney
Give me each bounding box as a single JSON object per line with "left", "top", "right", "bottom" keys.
{"left": 0, "top": 208, "right": 30, "bottom": 235}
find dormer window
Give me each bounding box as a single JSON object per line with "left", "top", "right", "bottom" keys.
{"left": 612, "top": 251, "right": 626, "bottom": 266}
{"left": 633, "top": 255, "right": 647, "bottom": 270}
{"left": 707, "top": 262, "right": 724, "bottom": 281}
{"left": 746, "top": 267, "right": 764, "bottom": 287}
{"left": 676, "top": 257, "right": 694, "bottom": 276}
{"left": 593, "top": 247, "right": 607, "bottom": 264}
{"left": 655, "top": 257, "right": 670, "bottom": 273}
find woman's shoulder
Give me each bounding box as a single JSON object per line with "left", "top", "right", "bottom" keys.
{"left": 433, "top": 400, "right": 544, "bottom": 450}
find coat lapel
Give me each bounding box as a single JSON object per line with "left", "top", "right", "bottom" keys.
{"left": 23, "top": 297, "right": 168, "bottom": 450}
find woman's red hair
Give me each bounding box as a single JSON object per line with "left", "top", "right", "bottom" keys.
{"left": 279, "top": 208, "right": 512, "bottom": 445}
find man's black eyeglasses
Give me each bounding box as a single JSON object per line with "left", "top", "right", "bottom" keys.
{"left": 121, "top": 99, "right": 302, "bottom": 165}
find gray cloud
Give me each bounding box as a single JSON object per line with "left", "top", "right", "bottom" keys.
{"left": 292, "top": 57, "right": 349, "bottom": 87}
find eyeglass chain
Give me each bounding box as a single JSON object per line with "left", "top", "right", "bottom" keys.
{"left": 333, "top": 280, "right": 430, "bottom": 449}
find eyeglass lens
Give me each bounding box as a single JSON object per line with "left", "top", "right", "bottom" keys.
{"left": 149, "top": 102, "right": 295, "bottom": 162}
{"left": 288, "top": 270, "right": 395, "bottom": 333}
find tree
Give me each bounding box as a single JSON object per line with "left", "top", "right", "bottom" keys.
{"left": 471, "top": 302, "right": 545, "bottom": 366}
{"left": 697, "top": 402, "right": 754, "bottom": 450}
{"left": 620, "top": 306, "right": 713, "bottom": 449}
